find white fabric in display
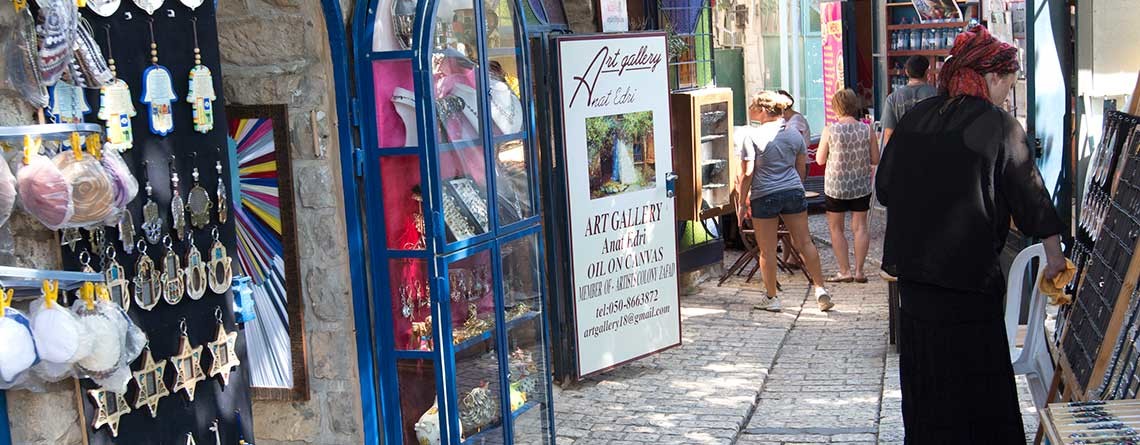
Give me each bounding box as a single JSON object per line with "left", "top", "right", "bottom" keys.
{"left": 0, "top": 314, "right": 36, "bottom": 382}
{"left": 392, "top": 87, "right": 418, "bottom": 147}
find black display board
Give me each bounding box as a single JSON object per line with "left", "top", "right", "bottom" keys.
{"left": 45, "top": 1, "right": 254, "bottom": 443}
{"left": 1060, "top": 112, "right": 1140, "bottom": 395}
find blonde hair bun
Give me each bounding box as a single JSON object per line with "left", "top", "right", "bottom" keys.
{"left": 750, "top": 91, "right": 793, "bottom": 115}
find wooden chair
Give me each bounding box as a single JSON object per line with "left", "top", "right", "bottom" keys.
{"left": 718, "top": 217, "right": 810, "bottom": 287}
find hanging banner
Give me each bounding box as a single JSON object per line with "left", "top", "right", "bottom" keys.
{"left": 599, "top": 0, "right": 629, "bottom": 32}
{"left": 555, "top": 33, "right": 681, "bottom": 378}
{"left": 821, "top": 1, "right": 845, "bottom": 128}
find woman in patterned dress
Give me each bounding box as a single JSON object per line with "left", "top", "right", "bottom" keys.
{"left": 816, "top": 89, "right": 879, "bottom": 283}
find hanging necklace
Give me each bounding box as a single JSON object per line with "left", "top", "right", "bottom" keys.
{"left": 141, "top": 19, "right": 176, "bottom": 136}
{"left": 215, "top": 156, "right": 227, "bottom": 224}
{"left": 141, "top": 162, "right": 163, "bottom": 244}
{"left": 188, "top": 159, "right": 212, "bottom": 229}
{"left": 170, "top": 157, "right": 187, "bottom": 241}
{"left": 98, "top": 28, "right": 135, "bottom": 151}
{"left": 187, "top": 18, "right": 215, "bottom": 134}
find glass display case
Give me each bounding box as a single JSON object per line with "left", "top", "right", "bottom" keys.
{"left": 671, "top": 88, "right": 736, "bottom": 221}
{"left": 354, "top": 0, "right": 554, "bottom": 443}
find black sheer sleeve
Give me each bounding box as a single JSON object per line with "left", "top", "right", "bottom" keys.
{"left": 875, "top": 130, "right": 897, "bottom": 207}
{"left": 993, "top": 113, "right": 1065, "bottom": 238}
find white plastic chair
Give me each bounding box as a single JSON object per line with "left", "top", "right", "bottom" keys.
{"left": 1004, "top": 243, "right": 1054, "bottom": 409}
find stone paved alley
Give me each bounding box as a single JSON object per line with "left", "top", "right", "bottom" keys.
{"left": 552, "top": 211, "right": 1039, "bottom": 444}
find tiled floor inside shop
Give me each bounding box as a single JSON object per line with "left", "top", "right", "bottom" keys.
{"left": 551, "top": 210, "right": 1040, "bottom": 444}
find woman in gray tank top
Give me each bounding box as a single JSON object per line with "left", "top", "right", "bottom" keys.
{"left": 816, "top": 89, "right": 880, "bottom": 283}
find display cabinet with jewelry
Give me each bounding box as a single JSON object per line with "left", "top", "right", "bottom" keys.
{"left": 453, "top": 302, "right": 493, "bottom": 345}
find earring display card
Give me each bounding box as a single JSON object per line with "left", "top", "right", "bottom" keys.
{"left": 51, "top": 1, "right": 254, "bottom": 444}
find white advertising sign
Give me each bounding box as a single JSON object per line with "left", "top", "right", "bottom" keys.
{"left": 555, "top": 33, "right": 681, "bottom": 377}
{"left": 600, "top": 0, "right": 630, "bottom": 32}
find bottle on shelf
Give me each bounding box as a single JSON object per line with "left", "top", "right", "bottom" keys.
{"left": 910, "top": 26, "right": 921, "bottom": 51}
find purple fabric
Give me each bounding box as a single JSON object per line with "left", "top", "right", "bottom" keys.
{"left": 662, "top": 0, "right": 704, "bottom": 34}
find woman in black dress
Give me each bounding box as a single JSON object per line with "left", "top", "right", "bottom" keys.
{"left": 876, "top": 25, "right": 1068, "bottom": 443}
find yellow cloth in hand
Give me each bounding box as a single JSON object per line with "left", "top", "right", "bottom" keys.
{"left": 1039, "top": 259, "right": 1076, "bottom": 305}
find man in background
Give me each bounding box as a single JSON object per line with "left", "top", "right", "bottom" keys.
{"left": 881, "top": 56, "right": 939, "bottom": 145}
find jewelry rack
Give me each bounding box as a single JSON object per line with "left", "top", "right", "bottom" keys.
{"left": 0, "top": 123, "right": 103, "bottom": 142}
{"left": 0, "top": 266, "right": 104, "bottom": 298}
{"left": 1052, "top": 111, "right": 1140, "bottom": 404}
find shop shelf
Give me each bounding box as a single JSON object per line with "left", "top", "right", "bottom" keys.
{"left": 887, "top": 50, "right": 950, "bottom": 57}
{"left": 494, "top": 132, "right": 525, "bottom": 145}
{"left": 453, "top": 311, "right": 541, "bottom": 353}
{"left": 887, "top": 21, "right": 968, "bottom": 30}
{"left": 700, "top": 134, "right": 727, "bottom": 143}
{"left": 440, "top": 138, "right": 483, "bottom": 152}
{"left": 459, "top": 401, "right": 541, "bottom": 445}
{"left": 366, "top": 50, "right": 415, "bottom": 60}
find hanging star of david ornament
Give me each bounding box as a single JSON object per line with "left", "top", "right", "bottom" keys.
{"left": 131, "top": 348, "right": 168, "bottom": 417}
{"left": 88, "top": 387, "right": 131, "bottom": 437}
{"left": 185, "top": 432, "right": 198, "bottom": 445}
{"left": 207, "top": 321, "right": 240, "bottom": 386}
{"left": 60, "top": 228, "right": 82, "bottom": 252}
{"left": 169, "top": 327, "right": 206, "bottom": 401}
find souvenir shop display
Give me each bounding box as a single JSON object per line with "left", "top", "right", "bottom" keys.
{"left": 1050, "top": 113, "right": 1140, "bottom": 408}
{"left": 355, "top": 0, "right": 554, "bottom": 442}
{"left": 1041, "top": 400, "right": 1140, "bottom": 444}
{"left": 0, "top": 0, "right": 257, "bottom": 441}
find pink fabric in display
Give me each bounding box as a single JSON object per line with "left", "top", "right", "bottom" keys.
{"left": 372, "top": 59, "right": 416, "bottom": 148}
{"left": 17, "top": 154, "right": 73, "bottom": 229}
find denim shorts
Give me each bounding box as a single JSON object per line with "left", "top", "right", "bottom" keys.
{"left": 750, "top": 188, "right": 808, "bottom": 219}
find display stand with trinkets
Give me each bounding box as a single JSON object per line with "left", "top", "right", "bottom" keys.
{"left": 1042, "top": 112, "right": 1140, "bottom": 444}
{"left": 14, "top": 0, "right": 260, "bottom": 443}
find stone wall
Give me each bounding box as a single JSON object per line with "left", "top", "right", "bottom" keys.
{"left": 216, "top": 1, "right": 364, "bottom": 444}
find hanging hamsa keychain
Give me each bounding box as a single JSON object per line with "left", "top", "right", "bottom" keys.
{"left": 118, "top": 210, "right": 135, "bottom": 254}
{"left": 160, "top": 235, "right": 185, "bottom": 305}
{"left": 102, "top": 247, "right": 131, "bottom": 312}
{"left": 207, "top": 227, "right": 232, "bottom": 294}
{"left": 97, "top": 29, "right": 135, "bottom": 151}
{"left": 141, "top": 162, "right": 163, "bottom": 244}
{"left": 134, "top": 240, "right": 162, "bottom": 311}
{"left": 215, "top": 158, "right": 227, "bottom": 225}
{"left": 188, "top": 161, "right": 212, "bottom": 229}
{"left": 133, "top": 0, "right": 164, "bottom": 18}
{"left": 49, "top": 82, "right": 90, "bottom": 123}
{"left": 141, "top": 20, "right": 176, "bottom": 136}
{"left": 170, "top": 158, "right": 187, "bottom": 241}
{"left": 185, "top": 234, "right": 207, "bottom": 300}
{"left": 187, "top": 18, "right": 215, "bottom": 134}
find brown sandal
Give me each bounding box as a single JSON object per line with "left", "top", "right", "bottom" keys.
{"left": 826, "top": 274, "right": 854, "bottom": 283}
{"left": 854, "top": 276, "right": 869, "bottom": 284}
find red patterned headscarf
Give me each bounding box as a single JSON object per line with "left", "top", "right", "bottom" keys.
{"left": 938, "top": 25, "right": 1020, "bottom": 101}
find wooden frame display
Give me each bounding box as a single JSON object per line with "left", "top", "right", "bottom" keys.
{"left": 226, "top": 104, "right": 310, "bottom": 401}
{"left": 671, "top": 87, "right": 736, "bottom": 221}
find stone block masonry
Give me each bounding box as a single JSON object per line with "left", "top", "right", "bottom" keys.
{"left": 217, "top": 1, "right": 363, "bottom": 443}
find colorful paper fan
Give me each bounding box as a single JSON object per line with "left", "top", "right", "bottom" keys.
{"left": 228, "top": 117, "right": 292, "bottom": 388}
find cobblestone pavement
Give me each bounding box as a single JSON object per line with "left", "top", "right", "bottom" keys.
{"left": 551, "top": 213, "right": 1040, "bottom": 444}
